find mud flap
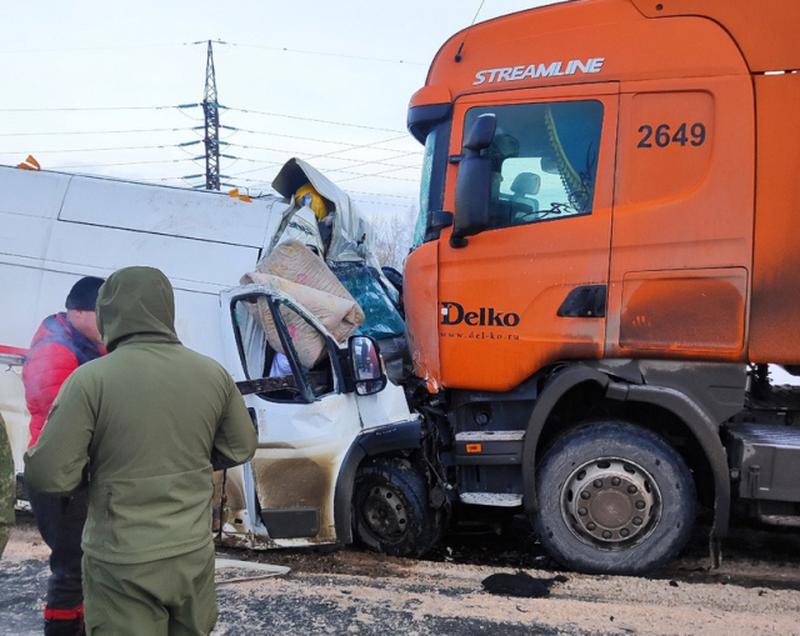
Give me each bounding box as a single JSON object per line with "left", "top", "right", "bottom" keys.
{"left": 709, "top": 535, "right": 722, "bottom": 569}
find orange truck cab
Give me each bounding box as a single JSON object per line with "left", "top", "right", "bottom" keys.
{"left": 382, "top": 0, "right": 800, "bottom": 574}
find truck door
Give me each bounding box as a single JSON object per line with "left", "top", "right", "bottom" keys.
{"left": 438, "top": 83, "right": 619, "bottom": 391}
{"left": 220, "top": 286, "right": 361, "bottom": 546}
{"left": 607, "top": 76, "right": 754, "bottom": 360}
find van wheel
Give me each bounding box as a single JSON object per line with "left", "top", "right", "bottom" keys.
{"left": 353, "top": 458, "right": 441, "bottom": 557}
{"left": 534, "top": 421, "right": 695, "bottom": 575}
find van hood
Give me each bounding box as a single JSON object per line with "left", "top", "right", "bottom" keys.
{"left": 97, "top": 266, "right": 180, "bottom": 351}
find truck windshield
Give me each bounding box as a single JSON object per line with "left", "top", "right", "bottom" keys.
{"left": 412, "top": 128, "right": 438, "bottom": 249}
{"left": 464, "top": 100, "right": 603, "bottom": 229}
{"left": 410, "top": 115, "right": 451, "bottom": 250}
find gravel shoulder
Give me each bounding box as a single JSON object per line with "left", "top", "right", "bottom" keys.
{"left": 2, "top": 512, "right": 799, "bottom": 635}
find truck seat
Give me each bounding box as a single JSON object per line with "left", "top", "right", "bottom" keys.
{"left": 510, "top": 172, "right": 541, "bottom": 214}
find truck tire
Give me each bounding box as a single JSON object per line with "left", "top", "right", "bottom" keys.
{"left": 534, "top": 420, "right": 695, "bottom": 575}
{"left": 353, "top": 457, "right": 441, "bottom": 557}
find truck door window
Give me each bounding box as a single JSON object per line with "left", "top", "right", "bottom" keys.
{"left": 232, "top": 296, "right": 337, "bottom": 403}
{"left": 464, "top": 100, "right": 603, "bottom": 229}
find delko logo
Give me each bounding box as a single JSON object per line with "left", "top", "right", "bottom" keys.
{"left": 440, "top": 301, "right": 520, "bottom": 327}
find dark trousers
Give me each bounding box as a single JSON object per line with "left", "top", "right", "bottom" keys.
{"left": 83, "top": 543, "right": 217, "bottom": 635}
{"left": 29, "top": 488, "right": 88, "bottom": 611}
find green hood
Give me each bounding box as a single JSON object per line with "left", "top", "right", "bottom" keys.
{"left": 97, "top": 266, "right": 180, "bottom": 351}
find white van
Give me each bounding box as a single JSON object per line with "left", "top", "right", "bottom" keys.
{"left": 0, "top": 164, "right": 422, "bottom": 553}
{"left": 1, "top": 165, "right": 281, "bottom": 466}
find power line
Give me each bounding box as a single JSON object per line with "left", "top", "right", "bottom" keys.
{"left": 470, "top": 0, "right": 487, "bottom": 25}
{"left": 130, "top": 175, "right": 196, "bottom": 182}
{"left": 335, "top": 164, "right": 420, "bottom": 184}
{"left": 0, "top": 102, "right": 403, "bottom": 135}
{"left": 344, "top": 196, "right": 418, "bottom": 209}
{"left": 223, "top": 131, "right": 421, "bottom": 178}
{"left": 223, "top": 154, "right": 420, "bottom": 176}
{"left": 228, "top": 161, "right": 418, "bottom": 183}
{"left": 223, "top": 160, "right": 283, "bottom": 177}
{"left": 0, "top": 43, "right": 181, "bottom": 54}
{"left": 54, "top": 157, "right": 196, "bottom": 169}
{"left": 218, "top": 125, "right": 419, "bottom": 153}
{"left": 0, "top": 143, "right": 189, "bottom": 155}
{"left": 214, "top": 174, "right": 418, "bottom": 202}
{"left": 227, "top": 138, "right": 419, "bottom": 162}
{"left": 174, "top": 107, "right": 206, "bottom": 123}
{"left": 344, "top": 190, "right": 416, "bottom": 200}
{"left": 221, "top": 105, "right": 404, "bottom": 133}
{"left": 308, "top": 135, "right": 416, "bottom": 162}
{"left": 222, "top": 142, "right": 420, "bottom": 170}
{"left": 0, "top": 39, "right": 426, "bottom": 67}
{"left": 218, "top": 41, "right": 425, "bottom": 66}
{"left": 0, "top": 126, "right": 193, "bottom": 137}
{"left": 0, "top": 104, "right": 198, "bottom": 113}
{"left": 320, "top": 150, "right": 421, "bottom": 172}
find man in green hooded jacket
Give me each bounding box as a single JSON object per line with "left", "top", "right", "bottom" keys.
{"left": 25, "top": 266, "right": 257, "bottom": 635}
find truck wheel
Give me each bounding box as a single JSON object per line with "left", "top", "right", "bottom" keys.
{"left": 534, "top": 421, "right": 695, "bottom": 575}
{"left": 353, "top": 458, "right": 441, "bottom": 557}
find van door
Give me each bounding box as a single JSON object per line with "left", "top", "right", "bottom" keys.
{"left": 438, "top": 83, "right": 619, "bottom": 391}
{"left": 220, "top": 285, "right": 362, "bottom": 546}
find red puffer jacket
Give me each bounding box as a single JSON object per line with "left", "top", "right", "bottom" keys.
{"left": 22, "top": 313, "right": 105, "bottom": 448}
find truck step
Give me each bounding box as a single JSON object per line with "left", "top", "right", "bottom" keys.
{"left": 459, "top": 492, "right": 523, "bottom": 507}
{"left": 454, "top": 430, "right": 525, "bottom": 465}
{"left": 727, "top": 423, "right": 800, "bottom": 502}
{"left": 455, "top": 430, "right": 526, "bottom": 441}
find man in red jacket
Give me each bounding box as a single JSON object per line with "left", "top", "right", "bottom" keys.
{"left": 23, "top": 276, "right": 105, "bottom": 636}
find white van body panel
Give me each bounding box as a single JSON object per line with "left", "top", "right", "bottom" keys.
{"left": 0, "top": 165, "right": 285, "bottom": 464}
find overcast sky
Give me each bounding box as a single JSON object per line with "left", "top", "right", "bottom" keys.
{"left": 0, "top": 0, "right": 558, "bottom": 214}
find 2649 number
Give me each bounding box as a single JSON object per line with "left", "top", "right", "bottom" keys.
{"left": 637, "top": 122, "right": 706, "bottom": 148}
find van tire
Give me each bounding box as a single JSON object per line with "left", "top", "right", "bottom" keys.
{"left": 353, "top": 457, "right": 440, "bottom": 557}
{"left": 534, "top": 421, "right": 695, "bottom": 575}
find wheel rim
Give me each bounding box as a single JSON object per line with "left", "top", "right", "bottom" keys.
{"left": 560, "top": 457, "right": 662, "bottom": 550}
{"left": 361, "top": 484, "right": 408, "bottom": 542}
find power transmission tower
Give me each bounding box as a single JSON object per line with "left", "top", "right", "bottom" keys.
{"left": 202, "top": 40, "right": 220, "bottom": 190}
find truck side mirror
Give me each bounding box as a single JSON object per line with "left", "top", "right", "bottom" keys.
{"left": 349, "top": 335, "right": 387, "bottom": 396}
{"left": 451, "top": 114, "right": 496, "bottom": 248}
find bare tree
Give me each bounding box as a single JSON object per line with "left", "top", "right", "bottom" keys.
{"left": 370, "top": 210, "right": 416, "bottom": 271}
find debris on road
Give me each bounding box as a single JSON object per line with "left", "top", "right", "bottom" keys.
{"left": 4, "top": 513, "right": 800, "bottom": 635}
{"left": 481, "top": 571, "right": 565, "bottom": 598}
{"left": 215, "top": 559, "right": 290, "bottom": 586}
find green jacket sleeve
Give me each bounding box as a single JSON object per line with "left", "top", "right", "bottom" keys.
{"left": 211, "top": 376, "right": 257, "bottom": 471}
{"left": 0, "top": 414, "right": 14, "bottom": 558}
{"left": 23, "top": 374, "right": 95, "bottom": 496}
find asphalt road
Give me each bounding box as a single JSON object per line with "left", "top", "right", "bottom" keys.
{"left": 2, "top": 512, "right": 799, "bottom": 635}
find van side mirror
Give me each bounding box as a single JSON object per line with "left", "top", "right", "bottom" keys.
{"left": 451, "top": 114, "right": 496, "bottom": 248}
{"left": 349, "top": 335, "right": 387, "bottom": 396}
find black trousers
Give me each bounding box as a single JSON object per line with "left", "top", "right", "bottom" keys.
{"left": 29, "top": 489, "right": 88, "bottom": 610}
